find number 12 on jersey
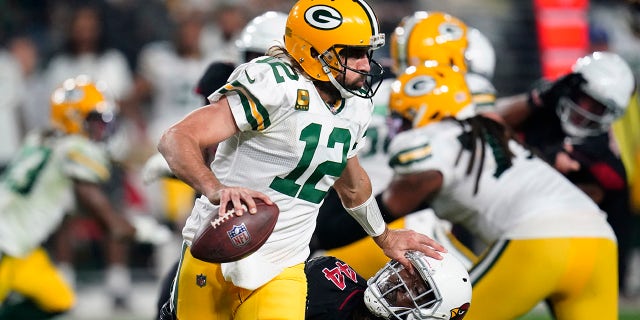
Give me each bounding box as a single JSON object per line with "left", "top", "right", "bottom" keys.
{"left": 269, "top": 123, "right": 351, "bottom": 204}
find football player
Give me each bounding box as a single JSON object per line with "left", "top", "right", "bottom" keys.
{"left": 146, "top": 12, "right": 288, "bottom": 318}
{"left": 160, "top": 251, "right": 471, "bottom": 320}
{"left": 0, "top": 76, "right": 136, "bottom": 319}
{"left": 157, "top": 0, "right": 445, "bottom": 319}
{"left": 382, "top": 64, "right": 618, "bottom": 319}
{"left": 495, "top": 51, "right": 635, "bottom": 297}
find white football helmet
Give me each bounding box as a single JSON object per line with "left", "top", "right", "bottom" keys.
{"left": 235, "top": 11, "right": 288, "bottom": 62}
{"left": 557, "top": 51, "right": 635, "bottom": 138}
{"left": 364, "top": 251, "right": 471, "bottom": 320}
{"left": 465, "top": 27, "right": 496, "bottom": 80}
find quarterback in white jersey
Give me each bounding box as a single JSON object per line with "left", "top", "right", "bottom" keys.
{"left": 158, "top": 1, "right": 445, "bottom": 319}
{"left": 185, "top": 57, "right": 376, "bottom": 286}
{"left": 0, "top": 76, "right": 135, "bottom": 318}
{"left": 383, "top": 65, "right": 618, "bottom": 320}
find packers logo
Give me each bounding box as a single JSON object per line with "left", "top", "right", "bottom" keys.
{"left": 450, "top": 302, "right": 470, "bottom": 319}
{"left": 404, "top": 75, "right": 436, "bottom": 97}
{"left": 295, "top": 89, "right": 310, "bottom": 111}
{"left": 304, "top": 5, "right": 342, "bottom": 30}
{"left": 438, "top": 22, "right": 465, "bottom": 41}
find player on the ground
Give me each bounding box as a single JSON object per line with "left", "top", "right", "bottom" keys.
{"left": 159, "top": 251, "right": 471, "bottom": 320}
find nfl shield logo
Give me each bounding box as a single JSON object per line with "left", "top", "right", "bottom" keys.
{"left": 227, "top": 223, "right": 251, "bottom": 247}
{"left": 196, "top": 274, "right": 207, "bottom": 288}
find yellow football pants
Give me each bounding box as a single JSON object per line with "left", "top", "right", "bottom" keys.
{"left": 0, "top": 248, "right": 74, "bottom": 312}
{"left": 174, "top": 245, "right": 307, "bottom": 319}
{"left": 466, "top": 237, "right": 618, "bottom": 320}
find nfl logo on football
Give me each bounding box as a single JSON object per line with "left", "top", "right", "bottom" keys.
{"left": 227, "top": 223, "right": 251, "bottom": 247}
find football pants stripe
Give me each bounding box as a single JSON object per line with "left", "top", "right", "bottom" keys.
{"left": 468, "top": 239, "right": 509, "bottom": 285}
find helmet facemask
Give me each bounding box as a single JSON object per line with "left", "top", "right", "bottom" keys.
{"left": 319, "top": 45, "right": 384, "bottom": 99}
{"left": 555, "top": 72, "right": 624, "bottom": 139}
{"left": 556, "top": 89, "right": 621, "bottom": 139}
{"left": 364, "top": 252, "right": 444, "bottom": 319}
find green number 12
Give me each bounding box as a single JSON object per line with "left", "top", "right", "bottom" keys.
{"left": 270, "top": 123, "right": 351, "bottom": 204}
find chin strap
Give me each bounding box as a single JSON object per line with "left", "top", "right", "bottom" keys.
{"left": 320, "top": 59, "right": 354, "bottom": 99}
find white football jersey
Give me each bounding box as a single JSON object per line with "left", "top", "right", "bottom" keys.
{"left": 0, "top": 131, "right": 111, "bottom": 257}
{"left": 387, "top": 120, "right": 615, "bottom": 244}
{"left": 182, "top": 56, "right": 373, "bottom": 289}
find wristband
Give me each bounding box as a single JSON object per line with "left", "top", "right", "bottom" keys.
{"left": 344, "top": 194, "right": 386, "bottom": 237}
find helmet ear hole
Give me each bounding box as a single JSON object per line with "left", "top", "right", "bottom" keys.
{"left": 310, "top": 47, "right": 319, "bottom": 59}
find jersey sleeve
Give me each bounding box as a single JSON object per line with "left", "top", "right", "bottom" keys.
{"left": 387, "top": 129, "right": 451, "bottom": 176}
{"left": 209, "top": 60, "right": 292, "bottom": 132}
{"left": 60, "top": 136, "right": 111, "bottom": 184}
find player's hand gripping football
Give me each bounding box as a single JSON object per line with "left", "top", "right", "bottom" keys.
{"left": 206, "top": 185, "right": 273, "bottom": 216}
{"left": 373, "top": 227, "right": 447, "bottom": 273}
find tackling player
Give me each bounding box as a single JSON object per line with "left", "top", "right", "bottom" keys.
{"left": 159, "top": 251, "right": 472, "bottom": 320}
{"left": 496, "top": 51, "right": 635, "bottom": 297}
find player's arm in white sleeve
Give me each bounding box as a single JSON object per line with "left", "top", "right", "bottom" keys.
{"left": 383, "top": 129, "right": 445, "bottom": 216}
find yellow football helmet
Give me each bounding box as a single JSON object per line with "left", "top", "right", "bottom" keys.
{"left": 50, "top": 75, "right": 117, "bottom": 141}
{"left": 285, "top": 0, "right": 385, "bottom": 98}
{"left": 390, "top": 11, "right": 469, "bottom": 75}
{"left": 389, "top": 65, "right": 474, "bottom": 129}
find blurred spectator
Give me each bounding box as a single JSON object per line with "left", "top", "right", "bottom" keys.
{"left": 199, "top": 2, "right": 247, "bottom": 64}
{"left": 44, "top": 3, "right": 132, "bottom": 102}
{"left": 127, "top": 8, "right": 209, "bottom": 144}
{"left": 0, "top": 48, "right": 25, "bottom": 173}
{"left": 9, "top": 35, "right": 49, "bottom": 133}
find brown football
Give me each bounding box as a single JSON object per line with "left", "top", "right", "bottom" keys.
{"left": 190, "top": 198, "right": 279, "bottom": 263}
